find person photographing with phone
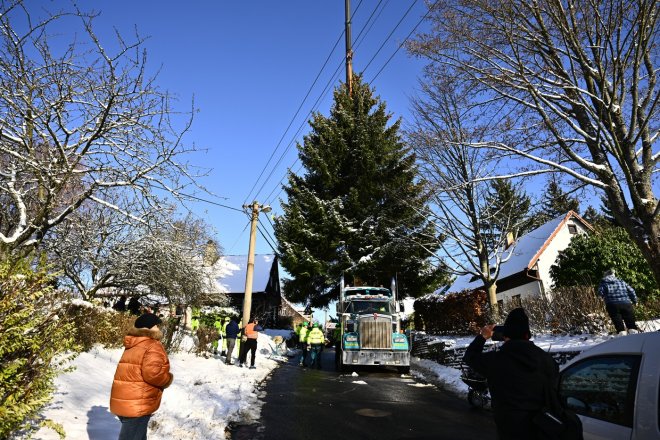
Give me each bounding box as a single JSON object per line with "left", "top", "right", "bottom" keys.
{"left": 463, "top": 308, "right": 567, "bottom": 439}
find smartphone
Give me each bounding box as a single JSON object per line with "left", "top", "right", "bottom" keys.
{"left": 491, "top": 325, "right": 506, "bottom": 341}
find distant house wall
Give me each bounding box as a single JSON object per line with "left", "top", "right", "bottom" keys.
{"left": 497, "top": 280, "right": 542, "bottom": 303}
{"left": 535, "top": 218, "right": 590, "bottom": 295}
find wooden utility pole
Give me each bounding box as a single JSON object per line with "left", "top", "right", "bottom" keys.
{"left": 241, "top": 201, "right": 271, "bottom": 328}
{"left": 345, "top": 0, "right": 353, "bottom": 96}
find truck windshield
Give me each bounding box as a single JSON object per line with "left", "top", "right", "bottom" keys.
{"left": 349, "top": 301, "right": 391, "bottom": 315}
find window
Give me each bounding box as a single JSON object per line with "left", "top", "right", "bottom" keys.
{"left": 511, "top": 294, "right": 522, "bottom": 308}
{"left": 559, "top": 355, "right": 640, "bottom": 427}
{"left": 568, "top": 224, "right": 578, "bottom": 234}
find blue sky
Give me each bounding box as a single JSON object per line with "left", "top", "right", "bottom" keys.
{"left": 61, "top": 1, "right": 433, "bottom": 256}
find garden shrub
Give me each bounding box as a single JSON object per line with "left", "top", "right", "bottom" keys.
{"left": 511, "top": 286, "right": 611, "bottom": 335}
{"left": 0, "top": 260, "right": 78, "bottom": 439}
{"left": 414, "top": 289, "right": 489, "bottom": 335}
{"left": 64, "top": 301, "right": 136, "bottom": 351}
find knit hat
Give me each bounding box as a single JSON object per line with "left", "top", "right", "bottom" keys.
{"left": 503, "top": 308, "right": 531, "bottom": 339}
{"left": 134, "top": 313, "right": 162, "bottom": 329}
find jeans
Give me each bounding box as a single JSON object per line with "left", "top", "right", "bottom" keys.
{"left": 606, "top": 302, "right": 638, "bottom": 333}
{"left": 309, "top": 344, "right": 323, "bottom": 369}
{"left": 118, "top": 414, "right": 151, "bottom": 440}
{"left": 225, "top": 337, "right": 236, "bottom": 363}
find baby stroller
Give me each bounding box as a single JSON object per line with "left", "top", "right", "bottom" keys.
{"left": 267, "top": 335, "right": 289, "bottom": 362}
{"left": 460, "top": 363, "right": 490, "bottom": 408}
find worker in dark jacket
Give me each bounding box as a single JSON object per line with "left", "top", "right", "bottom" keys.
{"left": 224, "top": 316, "right": 240, "bottom": 365}
{"left": 463, "top": 308, "right": 559, "bottom": 440}
{"left": 597, "top": 269, "right": 639, "bottom": 335}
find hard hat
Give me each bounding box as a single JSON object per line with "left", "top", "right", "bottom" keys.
{"left": 224, "top": 316, "right": 230, "bottom": 321}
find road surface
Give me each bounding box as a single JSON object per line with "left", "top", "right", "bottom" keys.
{"left": 229, "top": 348, "right": 497, "bottom": 440}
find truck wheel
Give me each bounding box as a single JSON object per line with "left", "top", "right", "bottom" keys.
{"left": 397, "top": 366, "right": 410, "bottom": 374}
{"left": 335, "top": 349, "right": 345, "bottom": 372}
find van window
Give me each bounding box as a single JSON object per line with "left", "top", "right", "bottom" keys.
{"left": 559, "top": 355, "right": 640, "bottom": 427}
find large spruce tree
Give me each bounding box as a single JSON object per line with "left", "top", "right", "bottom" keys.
{"left": 536, "top": 179, "right": 580, "bottom": 225}
{"left": 274, "top": 76, "right": 445, "bottom": 307}
{"left": 480, "top": 179, "right": 535, "bottom": 244}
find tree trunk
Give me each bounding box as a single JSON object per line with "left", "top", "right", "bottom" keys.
{"left": 487, "top": 282, "right": 498, "bottom": 316}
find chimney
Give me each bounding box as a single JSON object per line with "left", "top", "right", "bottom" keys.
{"left": 203, "top": 240, "right": 219, "bottom": 266}
{"left": 505, "top": 231, "right": 515, "bottom": 249}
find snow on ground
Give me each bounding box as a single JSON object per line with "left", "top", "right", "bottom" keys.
{"left": 33, "top": 330, "right": 292, "bottom": 440}
{"left": 28, "top": 320, "right": 659, "bottom": 439}
{"left": 411, "top": 318, "right": 660, "bottom": 400}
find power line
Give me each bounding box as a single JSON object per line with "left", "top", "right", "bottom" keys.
{"left": 369, "top": 1, "right": 434, "bottom": 83}
{"left": 257, "top": 223, "right": 278, "bottom": 254}
{"left": 243, "top": 0, "right": 366, "bottom": 206}
{"left": 257, "top": 1, "right": 419, "bottom": 208}
{"left": 151, "top": 183, "right": 243, "bottom": 213}
{"left": 362, "top": 0, "right": 418, "bottom": 74}
{"left": 227, "top": 218, "right": 252, "bottom": 254}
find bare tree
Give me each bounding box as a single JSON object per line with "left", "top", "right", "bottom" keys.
{"left": 0, "top": 2, "right": 205, "bottom": 258}
{"left": 45, "top": 200, "right": 223, "bottom": 304}
{"left": 410, "top": 1, "right": 660, "bottom": 284}
{"left": 407, "top": 77, "right": 530, "bottom": 311}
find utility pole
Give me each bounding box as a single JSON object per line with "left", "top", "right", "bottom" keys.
{"left": 345, "top": 0, "right": 353, "bottom": 96}
{"left": 241, "top": 201, "right": 271, "bottom": 328}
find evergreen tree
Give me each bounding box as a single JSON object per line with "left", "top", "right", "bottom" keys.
{"left": 480, "top": 179, "right": 534, "bottom": 244}
{"left": 550, "top": 225, "right": 659, "bottom": 302}
{"left": 274, "top": 76, "right": 445, "bottom": 307}
{"left": 536, "top": 179, "right": 580, "bottom": 224}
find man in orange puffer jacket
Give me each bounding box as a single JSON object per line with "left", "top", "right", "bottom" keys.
{"left": 110, "top": 313, "right": 174, "bottom": 439}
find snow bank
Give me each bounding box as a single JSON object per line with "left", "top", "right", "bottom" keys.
{"left": 34, "top": 332, "right": 282, "bottom": 440}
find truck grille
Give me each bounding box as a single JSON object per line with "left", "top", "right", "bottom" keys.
{"left": 360, "top": 318, "right": 392, "bottom": 349}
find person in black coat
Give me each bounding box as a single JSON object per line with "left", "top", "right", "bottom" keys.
{"left": 464, "top": 308, "right": 558, "bottom": 440}
{"left": 224, "top": 317, "right": 240, "bottom": 365}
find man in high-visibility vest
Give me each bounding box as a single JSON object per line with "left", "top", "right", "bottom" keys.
{"left": 190, "top": 306, "right": 201, "bottom": 331}
{"left": 294, "top": 322, "right": 304, "bottom": 347}
{"left": 212, "top": 316, "right": 223, "bottom": 355}
{"left": 238, "top": 317, "right": 263, "bottom": 369}
{"left": 307, "top": 323, "right": 325, "bottom": 369}
{"left": 298, "top": 322, "right": 311, "bottom": 367}
{"left": 221, "top": 316, "right": 230, "bottom": 355}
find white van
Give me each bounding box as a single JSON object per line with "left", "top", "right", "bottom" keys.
{"left": 558, "top": 332, "right": 660, "bottom": 440}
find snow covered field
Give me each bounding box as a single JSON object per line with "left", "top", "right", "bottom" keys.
{"left": 32, "top": 330, "right": 292, "bottom": 440}
{"left": 29, "top": 321, "right": 659, "bottom": 439}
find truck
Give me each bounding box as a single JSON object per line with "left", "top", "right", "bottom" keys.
{"left": 335, "top": 277, "right": 410, "bottom": 373}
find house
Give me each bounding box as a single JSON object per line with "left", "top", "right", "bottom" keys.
{"left": 447, "top": 211, "right": 593, "bottom": 306}
{"left": 206, "top": 254, "right": 282, "bottom": 326}
{"left": 279, "top": 296, "right": 310, "bottom": 329}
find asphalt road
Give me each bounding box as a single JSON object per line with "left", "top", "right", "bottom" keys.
{"left": 229, "top": 348, "right": 497, "bottom": 440}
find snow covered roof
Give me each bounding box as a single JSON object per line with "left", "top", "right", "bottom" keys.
{"left": 447, "top": 211, "right": 591, "bottom": 293}
{"left": 208, "top": 254, "right": 277, "bottom": 294}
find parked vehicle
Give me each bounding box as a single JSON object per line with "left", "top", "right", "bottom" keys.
{"left": 335, "top": 277, "right": 410, "bottom": 373}
{"left": 558, "top": 332, "right": 660, "bottom": 440}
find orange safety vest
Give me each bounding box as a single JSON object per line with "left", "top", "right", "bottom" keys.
{"left": 245, "top": 323, "right": 259, "bottom": 339}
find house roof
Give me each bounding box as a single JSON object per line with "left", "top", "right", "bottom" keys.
{"left": 209, "top": 254, "right": 277, "bottom": 294}
{"left": 447, "top": 211, "right": 591, "bottom": 293}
